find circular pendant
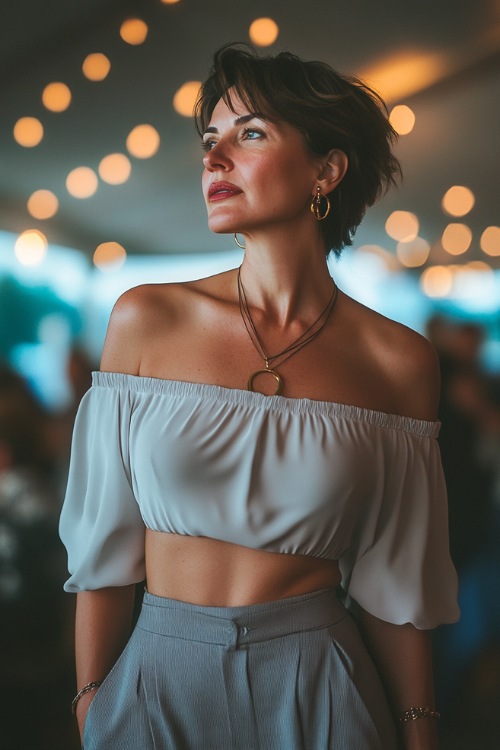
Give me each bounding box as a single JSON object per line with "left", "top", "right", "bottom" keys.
{"left": 248, "top": 368, "right": 284, "bottom": 396}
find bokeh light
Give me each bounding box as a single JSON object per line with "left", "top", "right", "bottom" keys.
{"left": 160, "top": 0, "right": 181, "bottom": 4}
{"left": 173, "top": 81, "right": 202, "bottom": 117}
{"left": 126, "top": 124, "right": 160, "bottom": 158}
{"left": 15, "top": 230, "right": 48, "bottom": 266}
{"left": 94, "top": 241, "right": 127, "bottom": 271}
{"left": 359, "top": 51, "right": 446, "bottom": 102}
{"left": 120, "top": 19, "right": 148, "bottom": 45}
{"left": 42, "top": 82, "right": 72, "bottom": 112}
{"left": 27, "top": 189, "right": 59, "bottom": 220}
{"left": 249, "top": 18, "right": 279, "bottom": 46}
{"left": 441, "top": 223, "right": 472, "bottom": 255}
{"left": 389, "top": 105, "right": 416, "bottom": 135}
{"left": 13, "top": 117, "right": 44, "bottom": 147}
{"left": 98, "top": 153, "right": 132, "bottom": 185}
{"left": 82, "top": 53, "right": 111, "bottom": 81}
{"left": 442, "top": 185, "right": 475, "bottom": 217}
{"left": 480, "top": 226, "right": 500, "bottom": 256}
{"left": 420, "top": 265, "right": 453, "bottom": 297}
{"left": 66, "top": 167, "right": 99, "bottom": 198}
{"left": 396, "top": 236, "right": 430, "bottom": 267}
{"left": 385, "top": 210, "right": 419, "bottom": 242}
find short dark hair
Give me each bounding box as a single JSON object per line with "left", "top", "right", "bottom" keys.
{"left": 195, "top": 44, "right": 402, "bottom": 256}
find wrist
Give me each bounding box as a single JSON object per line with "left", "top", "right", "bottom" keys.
{"left": 399, "top": 709, "right": 440, "bottom": 750}
{"left": 71, "top": 680, "right": 103, "bottom": 715}
{"left": 399, "top": 706, "right": 440, "bottom": 724}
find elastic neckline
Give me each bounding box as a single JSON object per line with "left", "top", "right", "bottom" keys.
{"left": 92, "top": 371, "right": 440, "bottom": 438}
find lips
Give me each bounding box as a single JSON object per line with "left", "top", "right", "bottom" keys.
{"left": 208, "top": 181, "right": 242, "bottom": 201}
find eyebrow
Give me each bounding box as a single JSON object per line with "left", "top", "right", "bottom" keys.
{"left": 203, "top": 112, "right": 271, "bottom": 135}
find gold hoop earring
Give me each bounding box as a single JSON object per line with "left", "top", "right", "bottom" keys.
{"left": 310, "top": 187, "right": 331, "bottom": 221}
{"left": 234, "top": 233, "right": 246, "bottom": 249}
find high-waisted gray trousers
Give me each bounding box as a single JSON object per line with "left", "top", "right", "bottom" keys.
{"left": 82, "top": 588, "right": 398, "bottom": 749}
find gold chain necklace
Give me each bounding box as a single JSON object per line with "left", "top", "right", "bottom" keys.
{"left": 237, "top": 267, "right": 339, "bottom": 396}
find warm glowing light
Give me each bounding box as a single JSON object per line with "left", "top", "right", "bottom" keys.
{"left": 480, "top": 226, "right": 500, "bottom": 256}
{"left": 396, "top": 236, "right": 430, "bottom": 267}
{"left": 441, "top": 223, "right": 472, "bottom": 255}
{"left": 126, "top": 124, "right": 160, "bottom": 158}
{"left": 173, "top": 81, "right": 202, "bottom": 117}
{"left": 385, "top": 211, "right": 419, "bottom": 242}
{"left": 98, "top": 153, "right": 132, "bottom": 185}
{"left": 420, "top": 265, "right": 453, "bottom": 297}
{"left": 42, "top": 82, "right": 72, "bottom": 112}
{"left": 249, "top": 18, "right": 279, "bottom": 46}
{"left": 465, "top": 261, "right": 491, "bottom": 272}
{"left": 442, "top": 185, "right": 475, "bottom": 217}
{"left": 93, "top": 242, "right": 127, "bottom": 271}
{"left": 389, "top": 105, "right": 415, "bottom": 135}
{"left": 120, "top": 19, "right": 148, "bottom": 45}
{"left": 13, "top": 117, "right": 44, "bottom": 147}
{"left": 359, "top": 51, "right": 448, "bottom": 102}
{"left": 82, "top": 53, "right": 111, "bottom": 81}
{"left": 15, "top": 230, "right": 48, "bottom": 266}
{"left": 160, "top": 0, "right": 180, "bottom": 4}
{"left": 66, "top": 167, "right": 98, "bottom": 198}
{"left": 27, "top": 189, "right": 59, "bottom": 220}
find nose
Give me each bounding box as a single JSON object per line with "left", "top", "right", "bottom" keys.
{"left": 203, "top": 141, "right": 232, "bottom": 172}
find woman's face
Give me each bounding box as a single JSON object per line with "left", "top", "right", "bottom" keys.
{"left": 201, "top": 92, "right": 320, "bottom": 237}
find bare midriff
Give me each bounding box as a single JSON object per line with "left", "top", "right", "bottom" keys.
{"left": 145, "top": 529, "right": 342, "bottom": 607}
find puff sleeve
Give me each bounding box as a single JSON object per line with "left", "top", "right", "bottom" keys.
{"left": 339, "top": 423, "right": 460, "bottom": 629}
{"left": 59, "top": 380, "right": 146, "bottom": 592}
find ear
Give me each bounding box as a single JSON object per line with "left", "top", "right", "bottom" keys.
{"left": 315, "top": 149, "right": 348, "bottom": 194}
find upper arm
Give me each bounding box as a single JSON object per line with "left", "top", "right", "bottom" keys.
{"left": 100, "top": 285, "right": 160, "bottom": 375}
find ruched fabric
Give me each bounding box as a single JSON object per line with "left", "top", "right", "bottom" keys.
{"left": 59, "top": 372, "right": 459, "bottom": 628}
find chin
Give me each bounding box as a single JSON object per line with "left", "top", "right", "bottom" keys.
{"left": 207, "top": 216, "right": 239, "bottom": 236}
{"left": 208, "top": 228, "right": 233, "bottom": 237}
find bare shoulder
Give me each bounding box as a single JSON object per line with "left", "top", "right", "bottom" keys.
{"left": 100, "top": 282, "right": 185, "bottom": 374}
{"left": 382, "top": 315, "right": 440, "bottom": 421}
{"left": 99, "top": 270, "right": 237, "bottom": 375}
{"left": 343, "top": 295, "right": 440, "bottom": 421}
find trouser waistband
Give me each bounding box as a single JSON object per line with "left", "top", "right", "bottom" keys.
{"left": 137, "top": 587, "right": 346, "bottom": 648}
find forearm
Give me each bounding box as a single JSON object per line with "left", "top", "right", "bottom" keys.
{"left": 74, "top": 585, "right": 136, "bottom": 736}
{"left": 357, "top": 608, "right": 439, "bottom": 750}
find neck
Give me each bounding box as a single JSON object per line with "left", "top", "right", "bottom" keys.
{"left": 238, "top": 228, "right": 334, "bottom": 327}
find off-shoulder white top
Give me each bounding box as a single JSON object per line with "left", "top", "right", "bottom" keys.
{"left": 59, "top": 371, "right": 459, "bottom": 629}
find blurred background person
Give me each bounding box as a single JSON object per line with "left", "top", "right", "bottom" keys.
{"left": 0, "top": 363, "right": 79, "bottom": 750}
{"left": 428, "top": 319, "right": 500, "bottom": 748}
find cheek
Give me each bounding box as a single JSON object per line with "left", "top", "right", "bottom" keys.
{"left": 285, "top": 154, "right": 316, "bottom": 184}
{"left": 264, "top": 150, "right": 314, "bottom": 186}
{"left": 263, "top": 159, "right": 314, "bottom": 209}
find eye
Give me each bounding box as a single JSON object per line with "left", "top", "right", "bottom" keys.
{"left": 242, "top": 127, "right": 264, "bottom": 141}
{"left": 201, "top": 138, "right": 217, "bottom": 152}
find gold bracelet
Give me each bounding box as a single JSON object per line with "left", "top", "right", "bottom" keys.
{"left": 399, "top": 706, "right": 441, "bottom": 723}
{"left": 71, "top": 681, "right": 103, "bottom": 714}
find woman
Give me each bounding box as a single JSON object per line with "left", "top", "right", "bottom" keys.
{"left": 60, "top": 44, "right": 459, "bottom": 749}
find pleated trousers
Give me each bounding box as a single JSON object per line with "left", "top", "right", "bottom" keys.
{"left": 82, "top": 587, "right": 398, "bottom": 749}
